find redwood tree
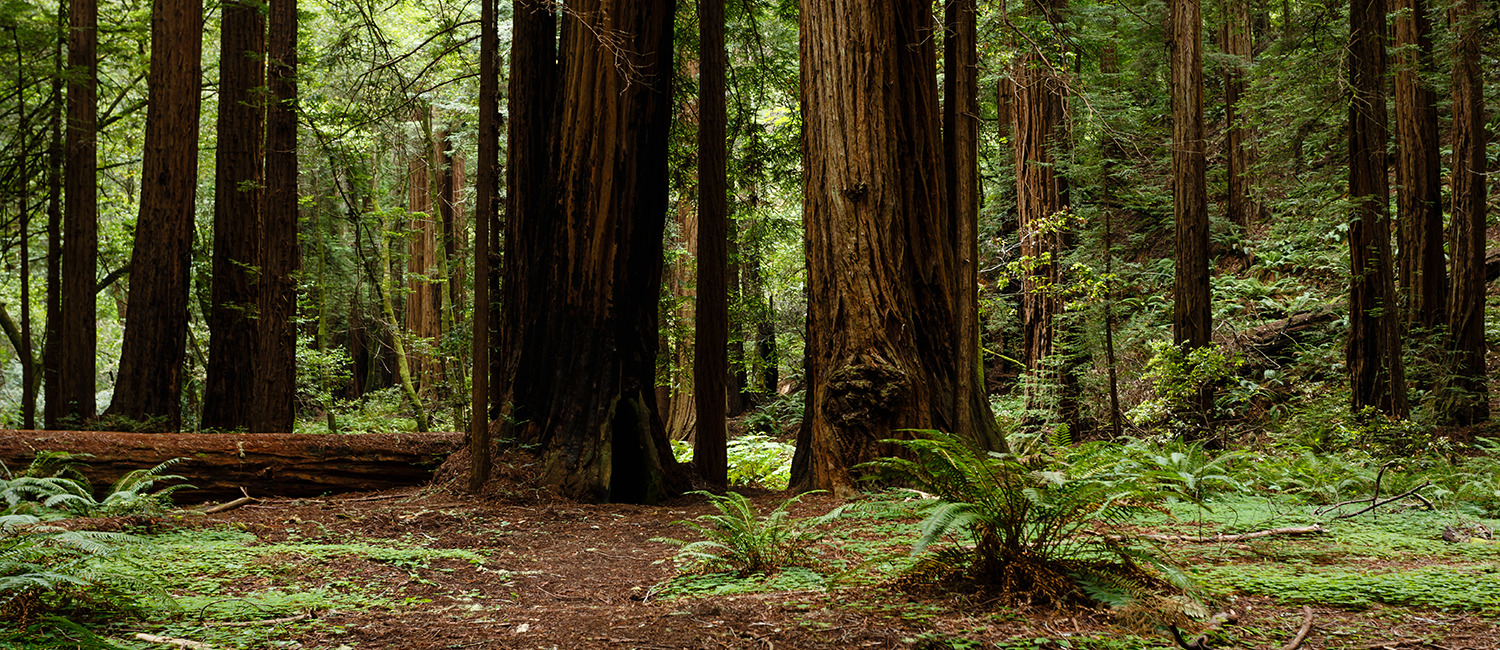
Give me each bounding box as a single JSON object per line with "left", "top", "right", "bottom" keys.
{"left": 791, "top": 0, "right": 1004, "bottom": 495}
{"left": 104, "top": 0, "right": 203, "bottom": 431}
{"left": 201, "top": 0, "right": 265, "bottom": 431}
{"left": 1013, "top": 0, "right": 1068, "bottom": 377}
{"left": 252, "top": 0, "right": 300, "bottom": 433}
{"left": 1393, "top": 0, "right": 1445, "bottom": 330}
{"left": 1170, "top": 0, "right": 1210, "bottom": 350}
{"left": 467, "top": 0, "right": 497, "bottom": 491}
{"left": 1222, "top": 0, "right": 1261, "bottom": 230}
{"left": 52, "top": 0, "right": 98, "bottom": 428}
{"left": 694, "top": 0, "right": 729, "bottom": 488}
{"left": 944, "top": 0, "right": 982, "bottom": 440}
{"left": 1445, "top": 0, "right": 1488, "bottom": 426}
{"left": 493, "top": 0, "right": 686, "bottom": 503}
{"left": 1346, "top": 0, "right": 1407, "bottom": 417}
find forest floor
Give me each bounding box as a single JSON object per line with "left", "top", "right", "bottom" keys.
{"left": 59, "top": 455, "right": 1500, "bottom": 650}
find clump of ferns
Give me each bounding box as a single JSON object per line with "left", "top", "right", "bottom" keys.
{"left": 2, "top": 455, "right": 192, "bottom": 518}
{"left": 863, "top": 430, "right": 1208, "bottom": 616}
{"left": 0, "top": 515, "right": 173, "bottom": 627}
{"left": 655, "top": 491, "right": 847, "bottom": 576}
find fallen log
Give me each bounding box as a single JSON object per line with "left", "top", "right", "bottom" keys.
{"left": 0, "top": 430, "right": 465, "bottom": 501}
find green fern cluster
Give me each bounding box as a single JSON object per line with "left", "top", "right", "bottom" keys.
{"left": 656, "top": 491, "right": 846, "bottom": 576}
{"left": 863, "top": 430, "right": 1195, "bottom": 606}
{"left": 0, "top": 514, "right": 148, "bottom": 625}
{"left": 1, "top": 453, "right": 192, "bottom": 518}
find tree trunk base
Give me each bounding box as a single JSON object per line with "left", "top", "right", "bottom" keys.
{"left": 0, "top": 430, "right": 464, "bottom": 502}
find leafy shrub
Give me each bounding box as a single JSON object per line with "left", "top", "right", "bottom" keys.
{"left": 863, "top": 431, "right": 1195, "bottom": 607}
{"left": 1127, "top": 341, "right": 1254, "bottom": 438}
{"left": 727, "top": 435, "right": 796, "bottom": 490}
{"left": 656, "top": 491, "right": 845, "bottom": 576}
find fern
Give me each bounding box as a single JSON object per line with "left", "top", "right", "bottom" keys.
{"left": 862, "top": 430, "right": 1192, "bottom": 607}
{"left": 655, "top": 491, "right": 846, "bottom": 576}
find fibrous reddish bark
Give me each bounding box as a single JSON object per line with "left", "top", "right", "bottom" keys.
{"left": 253, "top": 0, "right": 300, "bottom": 433}
{"left": 792, "top": 0, "right": 1004, "bottom": 495}
{"left": 0, "top": 431, "right": 464, "bottom": 501}
{"left": 1393, "top": 0, "right": 1445, "bottom": 329}
{"left": 201, "top": 0, "right": 265, "bottom": 432}
{"left": 1170, "top": 0, "right": 1210, "bottom": 350}
{"left": 1346, "top": 0, "right": 1407, "bottom": 417}
{"left": 53, "top": 0, "right": 98, "bottom": 428}
{"left": 467, "top": 0, "right": 497, "bottom": 491}
{"left": 105, "top": 0, "right": 203, "bottom": 432}
{"left": 1223, "top": 0, "right": 1261, "bottom": 230}
{"left": 1444, "top": 0, "right": 1488, "bottom": 426}
{"left": 494, "top": 0, "right": 685, "bottom": 503}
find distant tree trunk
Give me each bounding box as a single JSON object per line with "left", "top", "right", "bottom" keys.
{"left": 1014, "top": 0, "right": 1068, "bottom": 384}
{"left": 1223, "top": 0, "right": 1261, "bottom": 231}
{"left": 1444, "top": 0, "right": 1488, "bottom": 426}
{"left": 1346, "top": 0, "right": 1407, "bottom": 417}
{"left": 42, "top": 11, "right": 62, "bottom": 429}
{"left": 726, "top": 217, "right": 747, "bottom": 416}
{"left": 467, "top": 0, "right": 497, "bottom": 492}
{"left": 494, "top": 0, "right": 686, "bottom": 503}
{"left": 1100, "top": 43, "right": 1124, "bottom": 439}
{"left": 201, "top": 0, "right": 264, "bottom": 432}
{"left": 664, "top": 200, "right": 698, "bottom": 442}
{"left": 55, "top": 0, "right": 98, "bottom": 427}
{"left": 15, "top": 27, "right": 36, "bottom": 430}
{"left": 1170, "top": 0, "right": 1210, "bottom": 351}
{"left": 793, "top": 0, "right": 1005, "bottom": 495}
{"left": 252, "top": 0, "right": 300, "bottom": 432}
{"left": 1393, "top": 0, "right": 1445, "bottom": 330}
{"left": 405, "top": 114, "right": 441, "bottom": 393}
{"left": 105, "top": 0, "right": 203, "bottom": 432}
{"left": 695, "top": 0, "right": 729, "bottom": 488}
{"left": 944, "top": 0, "right": 982, "bottom": 440}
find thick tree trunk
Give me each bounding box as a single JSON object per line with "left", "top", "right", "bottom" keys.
{"left": 495, "top": 0, "right": 685, "bottom": 504}
{"left": 695, "top": 0, "right": 729, "bottom": 488}
{"left": 1346, "top": 0, "right": 1407, "bottom": 417}
{"left": 792, "top": 0, "right": 1004, "bottom": 495}
{"left": 1444, "top": 0, "right": 1488, "bottom": 426}
{"left": 1223, "top": 0, "right": 1261, "bottom": 230}
{"left": 944, "top": 0, "right": 982, "bottom": 440}
{"left": 105, "top": 0, "right": 203, "bottom": 432}
{"left": 0, "top": 430, "right": 464, "bottom": 501}
{"left": 1393, "top": 0, "right": 1445, "bottom": 330}
{"left": 201, "top": 0, "right": 264, "bottom": 432}
{"left": 1170, "top": 0, "right": 1210, "bottom": 350}
{"left": 55, "top": 0, "right": 98, "bottom": 427}
{"left": 467, "top": 0, "right": 497, "bottom": 491}
{"left": 253, "top": 0, "right": 300, "bottom": 433}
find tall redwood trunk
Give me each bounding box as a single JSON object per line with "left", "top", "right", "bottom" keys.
{"left": 1170, "top": 0, "right": 1210, "bottom": 350}
{"left": 1346, "top": 0, "right": 1407, "bottom": 417}
{"left": 495, "top": 0, "right": 685, "bottom": 503}
{"left": 253, "top": 0, "right": 299, "bottom": 432}
{"left": 694, "top": 0, "right": 728, "bottom": 487}
{"left": 1393, "top": 0, "right": 1445, "bottom": 329}
{"left": 55, "top": 0, "right": 98, "bottom": 427}
{"left": 467, "top": 0, "right": 498, "bottom": 491}
{"left": 1445, "top": 0, "right": 1488, "bottom": 426}
{"left": 792, "top": 0, "right": 1004, "bottom": 495}
{"left": 201, "top": 0, "right": 264, "bottom": 431}
{"left": 944, "top": 0, "right": 983, "bottom": 440}
{"left": 1223, "top": 0, "right": 1261, "bottom": 230}
{"left": 105, "top": 0, "right": 203, "bottom": 431}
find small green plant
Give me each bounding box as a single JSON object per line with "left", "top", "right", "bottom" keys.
{"left": 863, "top": 431, "right": 1195, "bottom": 608}
{"left": 727, "top": 434, "right": 796, "bottom": 490}
{"left": 0, "top": 514, "right": 162, "bottom": 627}
{"left": 655, "top": 491, "right": 845, "bottom": 576}
{"left": 1, "top": 454, "right": 192, "bottom": 518}
{"left": 1128, "top": 341, "right": 1251, "bottom": 439}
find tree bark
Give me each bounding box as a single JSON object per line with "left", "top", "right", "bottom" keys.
{"left": 467, "top": 0, "right": 497, "bottom": 492}
{"left": 201, "top": 0, "right": 264, "bottom": 432}
{"left": 792, "top": 0, "right": 1005, "bottom": 495}
{"left": 15, "top": 26, "right": 36, "bottom": 430}
{"left": 1223, "top": 0, "right": 1261, "bottom": 231}
{"left": 495, "top": 0, "right": 686, "bottom": 504}
{"left": 1170, "top": 0, "right": 1210, "bottom": 350}
{"left": 105, "top": 0, "right": 203, "bottom": 432}
{"left": 1346, "top": 0, "right": 1407, "bottom": 417}
{"left": 944, "top": 0, "right": 983, "bottom": 441}
{"left": 55, "top": 0, "right": 98, "bottom": 427}
{"left": 253, "top": 0, "right": 300, "bottom": 433}
{"left": 1392, "top": 0, "right": 1445, "bottom": 330}
{"left": 695, "top": 0, "right": 729, "bottom": 488}
{"left": 42, "top": 7, "right": 62, "bottom": 430}
{"left": 1444, "top": 0, "right": 1488, "bottom": 426}
{"left": 0, "top": 430, "right": 465, "bottom": 501}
